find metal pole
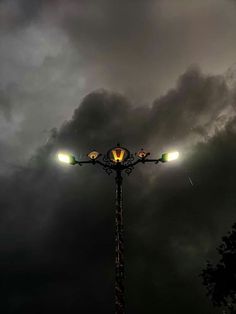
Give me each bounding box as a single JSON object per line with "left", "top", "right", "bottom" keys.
{"left": 115, "top": 168, "right": 125, "bottom": 314}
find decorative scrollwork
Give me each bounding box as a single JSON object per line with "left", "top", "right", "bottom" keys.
{"left": 124, "top": 154, "right": 134, "bottom": 166}
{"left": 100, "top": 152, "right": 138, "bottom": 176}
{"left": 125, "top": 166, "right": 134, "bottom": 175}
{"left": 103, "top": 167, "right": 113, "bottom": 175}
{"left": 103, "top": 154, "right": 110, "bottom": 163}
{"left": 129, "top": 154, "right": 135, "bottom": 162}
{"left": 101, "top": 154, "right": 114, "bottom": 175}
{"left": 123, "top": 154, "right": 135, "bottom": 175}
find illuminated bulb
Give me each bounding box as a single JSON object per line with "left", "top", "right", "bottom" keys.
{"left": 111, "top": 148, "right": 126, "bottom": 163}
{"left": 58, "top": 153, "right": 72, "bottom": 164}
{"left": 88, "top": 151, "right": 100, "bottom": 160}
{"left": 162, "top": 151, "right": 179, "bottom": 162}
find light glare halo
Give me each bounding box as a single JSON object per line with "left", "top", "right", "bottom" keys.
{"left": 166, "top": 151, "right": 179, "bottom": 161}
{"left": 58, "top": 153, "right": 71, "bottom": 164}
{"left": 161, "top": 151, "right": 179, "bottom": 162}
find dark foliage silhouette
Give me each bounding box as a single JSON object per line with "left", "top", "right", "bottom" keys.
{"left": 201, "top": 223, "right": 236, "bottom": 313}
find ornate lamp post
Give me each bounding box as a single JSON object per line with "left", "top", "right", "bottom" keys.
{"left": 57, "top": 144, "right": 179, "bottom": 314}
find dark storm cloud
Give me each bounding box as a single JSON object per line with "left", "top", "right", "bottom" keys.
{"left": 1, "top": 0, "right": 236, "bottom": 313}
{"left": 36, "top": 0, "right": 236, "bottom": 101}
{"left": 0, "top": 66, "right": 235, "bottom": 313}
{"left": 0, "top": 88, "right": 11, "bottom": 120}
{"left": 1, "top": 0, "right": 236, "bottom": 174}
{"left": 0, "top": 0, "right": 43, "bottom": 29}
{"left": 2, "top": 0, "right": 236, "bottom": 102}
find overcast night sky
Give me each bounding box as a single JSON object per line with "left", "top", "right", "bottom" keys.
{"left": 1, "top": 0, "right": 236, "bottom": 313}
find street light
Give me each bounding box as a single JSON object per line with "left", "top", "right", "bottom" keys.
{"left": 57, "top": 144, "right": 179, "bottom": 314}
{"left": 57, "top": 152, "right": 77, "bottom": 165}
{"left": 161, "top": 151, "right": 179, "bottom": 162}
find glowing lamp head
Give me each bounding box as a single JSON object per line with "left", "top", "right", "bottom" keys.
{"left": 88, "top": 151, "right": 100, "bottom": 160}
{"left": 161, "top": 151, "right": 179, "bottom": 162}
{"left": 57, "top": 153, "right": 76, "bottom": 165}
{"left": 111, "top": 147, "right": 125, "bottom": 162}
{"left": 136, "top": 149, "right": 150, "bottom": 159}
{"left": 107, "top": 144, "right": 130, "bottom": 163}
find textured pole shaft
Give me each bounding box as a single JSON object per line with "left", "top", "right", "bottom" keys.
{"left": 115, "top": 170, "right": 124, "bottom": 314}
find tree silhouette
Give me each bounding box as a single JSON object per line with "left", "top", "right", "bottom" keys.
{"left": 201, "top": 223, "right": 236, "bottom": 313}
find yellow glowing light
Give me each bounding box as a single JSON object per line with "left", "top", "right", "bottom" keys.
{"left": 88, "top": 151, "right": 100, "bottom": 160}
{"left": 111, "top": 148, "right": 125, "bottom": 163}
{"left": 58, "top": 153, "right": 72, "bottom": 164}
{"left": 162, "top": 151, "right": 179, "bottom": 162}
